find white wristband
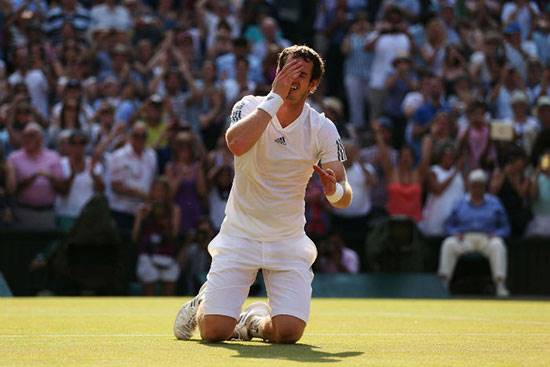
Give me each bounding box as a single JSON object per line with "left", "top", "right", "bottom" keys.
{"left": 326, "top": 182, "right": 344, "bottom": 203}
{"left": 257, "top": 92, "right": 284, "bottom": 117}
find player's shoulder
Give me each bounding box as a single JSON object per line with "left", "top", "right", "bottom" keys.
{"left": 233, "top": 95, "right": 263, "bottom": 110}
{"left": 306, "top": 103, "right": 338, "bottom": 133}
{"left": 230, "top": 95, "right": 262, "bottom": 123}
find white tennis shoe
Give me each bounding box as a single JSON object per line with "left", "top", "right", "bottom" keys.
{"left": 173, "top": 283, "right": 207, "bottom": 340}
{"left": 232, "top": 302, "right": 271, "bottom": 341}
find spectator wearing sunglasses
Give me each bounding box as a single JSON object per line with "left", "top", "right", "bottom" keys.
{"left": 55, "top": 130, "right": 104, "bottom": 232}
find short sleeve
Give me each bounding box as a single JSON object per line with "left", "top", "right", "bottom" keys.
{"left": 229, "top": 95, "right": 258, "bottom": 126}
{"left": 318, "top": 119, "right": 346, "bottom": 164}
{"left": 50, "top": 153, "right": 64, "bottom": 179}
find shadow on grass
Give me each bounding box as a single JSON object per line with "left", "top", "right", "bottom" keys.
{"left": 196, "top": 340, "right": 363, "bottom": 363}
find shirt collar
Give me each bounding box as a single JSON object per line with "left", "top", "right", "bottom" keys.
{"left": 466, "top": 193, "right": 488, "bottom": 205}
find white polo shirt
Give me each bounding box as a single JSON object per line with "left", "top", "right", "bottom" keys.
{"left": 106, "top": 144, "right": 157, "bottom": 215}
{"left": 220, "top": 95, "right": 345, "bottom": 242}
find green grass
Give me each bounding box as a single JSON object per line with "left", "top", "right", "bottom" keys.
{"left": 1, "top": 297, "right": 549, "bottom": 366}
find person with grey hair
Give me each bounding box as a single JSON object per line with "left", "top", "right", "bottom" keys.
{"left": 438, "top": 169, "right": 511, "bottom": 297}
{"left": 5, "top": 123, "right": 64, "bottom": 230}
{"left": 106, "top": 122, "right": 157, "bottom": 232}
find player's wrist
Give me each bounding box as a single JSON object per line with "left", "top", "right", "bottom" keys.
{"left": 257, "top": 92, "right": 284, "bottom": 117}
{"left": 326, "top": 182, "right": 344, "bottom": 203}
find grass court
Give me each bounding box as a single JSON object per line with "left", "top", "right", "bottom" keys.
{"left": 1, "top": 297, "right": 549, "bottom": 366}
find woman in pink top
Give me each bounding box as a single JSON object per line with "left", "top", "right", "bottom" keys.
{"left": 373, "top": 119, "right": 432, "bottom": 222}
{"left": 458, "top": 100, "right": 496, "bottom": 172}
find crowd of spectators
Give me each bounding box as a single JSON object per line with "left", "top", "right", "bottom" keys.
{"left": 0, "top": 0, "right": 549, "bottom": 296}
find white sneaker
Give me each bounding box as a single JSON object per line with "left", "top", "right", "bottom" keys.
{"left": 231, "top": 302, "right": 271, "bottom": 341}
{"left": 496, "top": 283, "right": 510, "bottom": 298}
{"left": 173, "top": 283, "right": 207, "bottom": 340}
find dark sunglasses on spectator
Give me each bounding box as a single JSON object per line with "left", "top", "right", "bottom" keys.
{"left": 132, "top": 132, "right": 147, "bottom": 139}
{"left": 69, "top": 139, "right": 86, "bottom": 145}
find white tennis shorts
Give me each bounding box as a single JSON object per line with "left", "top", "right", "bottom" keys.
{"left": 136, "top": 254, "right": 180, "bottom": 283}
{"left": 202, "top": 232, "right": 318, "bottom": 322}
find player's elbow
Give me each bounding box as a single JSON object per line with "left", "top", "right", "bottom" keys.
{"left": 226, "top": 138, "right": 247, "bottom": 156}
{"left": 225, "top": 130, "right": 247, "bottom": 157}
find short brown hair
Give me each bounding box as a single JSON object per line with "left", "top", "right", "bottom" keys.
{"left": 277, "top": 45, "right": 325, "bottom": 82}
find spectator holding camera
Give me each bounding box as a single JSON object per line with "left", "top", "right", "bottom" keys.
{"left": 341, "top": 11, "right": 372, "bottom": 131}
{"left": 165, "top": 131, "right": 207, "bottom": 237}
{"left": 503, "top": 90, "right": 539, "bottom": 155}
{"left": 55, "top": 130, "right": 104, "bottom": 232}
{"left": 420, "top": 142, "right": 465, "bottom": 236}
{"left": 133, "top": 176, "right": 181, "bottom": 296}
{"left": 366, "top": 5, "right": 413, "bottom": 120}
{"left": 457, "top": 100, "right": 496, "bottom": 172}
{"left": 490, "top": 148, "right": 531, "bottom": 237}
{"left": 421, "top": 18, "right": 447, "bottom": 77}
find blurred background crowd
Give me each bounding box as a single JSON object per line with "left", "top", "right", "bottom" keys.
{"left": 0, "top": 0, "right": 549, "bottom": 296}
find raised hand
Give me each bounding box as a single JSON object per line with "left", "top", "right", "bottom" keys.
{"left": 272, "top": 59, "right": 304, "bottom": 98}
{"left": 313, "top": 164, "right": 336, "bottom": 196}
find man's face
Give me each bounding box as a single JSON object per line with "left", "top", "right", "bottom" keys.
{"left": 68, "top": 137, "right": 86, "bottom": 157}
{"left": 131, "top": 127, "right": 147, "bottom": 152}
{"left": 280, "top": 56, "right": 318, "bottom": 103}
{"left": 469, "top": 181, "right": 486, "bottom": 199}
{"left": 21, "top": 129, "right": 41, "bottom": 153}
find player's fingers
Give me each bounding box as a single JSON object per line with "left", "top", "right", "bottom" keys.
{"left": 313, "top": 164, "right": 328, "bottom": 177}
{"left": 324, "top": 168, "right": 336, "bottom": 178}
{"left": 278, "top": 60, "right": 304, "bottom": 80}
{"left": 276, "top": 59, "right": 300, "bottom": 79}
{"left": 313, "top": 165, "right": 337, "bottom": 184}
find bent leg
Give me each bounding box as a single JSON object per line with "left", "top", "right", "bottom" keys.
{"left": 198, "top": 310, "right": 237, "bottom": 343}
{"left": 262, "top": 315, "right": 306, "bottom": 344}
{"left": 438, "top": 236, "right": 465, "bottom": 281}
{"left": 483, "top": 237, "right": 508, "bottom": 281}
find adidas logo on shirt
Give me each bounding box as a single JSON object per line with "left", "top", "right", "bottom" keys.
{"left": 274, "top": 136, "right": 287, "bottom": 145}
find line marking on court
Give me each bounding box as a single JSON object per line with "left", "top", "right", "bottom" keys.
{"left": 318, "top": 311, "right": 550, "bottom": 326}
{"left": 1, "top": 332, "right": 550, "bottom": 338}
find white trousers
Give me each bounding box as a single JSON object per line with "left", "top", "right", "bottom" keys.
{"left": 438, "top": 233, "right": 507, "bottom": 280}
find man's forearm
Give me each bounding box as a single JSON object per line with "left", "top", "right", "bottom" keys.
{"left": 225, "top": 109, "right": 272, "bottom": 156}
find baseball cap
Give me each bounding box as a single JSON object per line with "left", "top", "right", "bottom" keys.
{"left": 510, "top": 90, "right": 529, "bottom": 105}
{"left": 537, "top": 96, "right": 550, "bottom": 108}
{"left": 468, "top": 169, "right": 487, "bottom": 183}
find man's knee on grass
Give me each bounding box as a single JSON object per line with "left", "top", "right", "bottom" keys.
{"left": 199, "top": 315, "right": 237, "bottom": 343}
{"left": 271, "top": 315, "right": 306, "bottom": 344}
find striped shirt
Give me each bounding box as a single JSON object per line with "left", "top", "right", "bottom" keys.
{"left": 43, "top": 5, "right": 90, "bottom": 43}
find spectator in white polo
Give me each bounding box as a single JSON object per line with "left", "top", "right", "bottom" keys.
{"left": 106, "top": 122, "right": 157, "bottom": 231}
{"left": 438, "top": 169, "right": 511, "bottom": 297}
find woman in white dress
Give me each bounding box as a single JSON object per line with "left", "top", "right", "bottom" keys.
{"left": 420, "top": 143, "right": 465, "bottom": 236}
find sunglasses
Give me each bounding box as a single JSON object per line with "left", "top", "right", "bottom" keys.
{"left": 69, "top": 140, "right": 86, "bottom": 145}
{"left": 132, "top": 132, "right": 147, "bottom": 139}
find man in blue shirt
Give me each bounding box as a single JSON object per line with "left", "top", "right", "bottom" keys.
{"left": 438, "top": 169, "right": 511, "bottom": 297}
